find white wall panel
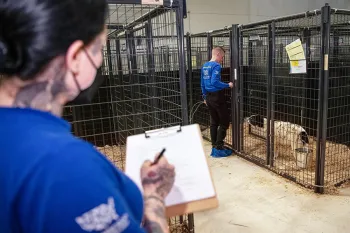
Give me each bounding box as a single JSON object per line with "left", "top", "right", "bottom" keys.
{"left": 185, "top": 0, "right": 349, "bottom": 33}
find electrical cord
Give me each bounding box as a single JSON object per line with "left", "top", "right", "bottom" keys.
{"left": 189, "top": 101, "right": 206, "bottom": 124}
{"left": 189, "top": 102, "right": 202, "bottom": 123}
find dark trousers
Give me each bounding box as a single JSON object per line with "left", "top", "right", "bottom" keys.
{"left": 206, "top": 90, "right": 230, "bottom": 149}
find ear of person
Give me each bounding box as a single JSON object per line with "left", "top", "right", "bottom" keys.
{"left": 65, "top": 40, "right": 85, "bottom": 74}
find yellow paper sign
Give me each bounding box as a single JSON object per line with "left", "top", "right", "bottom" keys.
{"left": 286, "top": 39, "right": 306, "bottom": 60}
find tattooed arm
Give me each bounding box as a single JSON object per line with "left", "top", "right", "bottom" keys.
{"left": 140, "top": 156, "right": 175, "bottom": 233}
{"left": 143, "top": 195, "right": 168, "bottom": 233}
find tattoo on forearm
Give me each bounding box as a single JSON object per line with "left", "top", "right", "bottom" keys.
{"left": 144, "top": 195, "right": 164, "bottom": 204}
{"left": 152, "top": 205, "right": 165, "bottom": 219}
{"left": 143, "top": 195, "right": 168, "bottom": 233}
{"left": 143, "top": 208, "right": 167, "bottom": 233}
{"left": 143, "top": 219, "right": 164, "bottom": 233}
{"left": 144, "top": 199, "right": 165, "bottom": 218}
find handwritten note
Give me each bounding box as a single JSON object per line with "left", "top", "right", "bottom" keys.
{"left": 286, "top": 39, "right": 306, "bottom": 60}
{"left": 125, "top": 124, "right": 216, "bottom": 207}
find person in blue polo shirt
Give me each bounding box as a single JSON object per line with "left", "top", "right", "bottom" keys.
{"left": 0, "top": 1, "right": 175, "bottom": 233}
{"left": 201, "top": 47, "right": 233, "bottom": 158}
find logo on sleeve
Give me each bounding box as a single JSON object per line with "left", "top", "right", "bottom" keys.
{"left": 75, "top": 197, "right": 130, "bottom": 233}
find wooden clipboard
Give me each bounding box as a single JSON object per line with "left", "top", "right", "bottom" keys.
{"left": 125, "top": 124, "right": 219, "bottom": 217}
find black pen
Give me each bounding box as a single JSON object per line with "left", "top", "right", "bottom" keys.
{"left": 152, "top": 148, "right": 166, "bottom": 165}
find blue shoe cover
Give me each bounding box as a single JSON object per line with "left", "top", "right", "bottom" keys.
{"left": 211, "top": 148, "right": 231, "bottom": 158}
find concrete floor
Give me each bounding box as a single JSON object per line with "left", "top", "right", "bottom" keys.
{"left": 194, "top": 141, "right": 350, "bottom": 233}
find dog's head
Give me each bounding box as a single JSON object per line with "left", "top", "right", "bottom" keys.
{"left": 248, "top": 115, "right": 264, "bottom": 128}
{"left": 299, "top": 131, "right": 309, "bottom": 145}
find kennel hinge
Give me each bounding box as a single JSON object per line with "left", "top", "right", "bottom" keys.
{"left": 236, "top": 93, "right": 241, "bottom": 103}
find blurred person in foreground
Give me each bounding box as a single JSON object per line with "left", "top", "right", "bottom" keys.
{"left": 201, "top": 47, "right": 234, "bottom": 158}
{"left": 0, "top": 0, "right": 175, "bottom": 232}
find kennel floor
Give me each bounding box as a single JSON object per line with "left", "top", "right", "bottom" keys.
{"left": 194, "top": 140, "right": 350, "bottom": 233}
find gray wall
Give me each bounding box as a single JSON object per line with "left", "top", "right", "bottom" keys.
{"left": 185, "top": 0, "right": 349, "bottom": 34}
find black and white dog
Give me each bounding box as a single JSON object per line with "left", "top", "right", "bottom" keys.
{"left": 246, "top": 115, "right": 310, "bottom": 159}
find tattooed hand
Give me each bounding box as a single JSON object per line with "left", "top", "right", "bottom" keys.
{"left": 140, "top": 155, "right": 175, "bottom": 199}
{"left": 141, "top": 155, "right": 175, "bottom": 233}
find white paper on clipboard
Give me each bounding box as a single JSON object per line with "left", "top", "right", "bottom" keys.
{"left": 125, "top": 124, "right": 216, "bottom": 207}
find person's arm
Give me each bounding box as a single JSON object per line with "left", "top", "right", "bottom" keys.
{"left": 210, "top": 65, "right": 229, "bottom": 89}
{"left": 143, "top": 194, "right": 168, "bottom": 232}
{"left": 140, "top": 156, "right": 175, "bottom": 233}
{"left": 201, "top": 68, "right": 207, "bottom": 100}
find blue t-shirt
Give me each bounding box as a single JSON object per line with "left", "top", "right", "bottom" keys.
{"left": 201, "top": 61, "right": 229, "bottom": 99}
{"left": 0, "top": 107, "right": 146, "bottom": 233}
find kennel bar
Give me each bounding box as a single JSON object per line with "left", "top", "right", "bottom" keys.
{"left": 266, "top": 22, "right": 275, "bottom": 167}
{"left": 240, "top": 10, "right": 322, "bottom": 30}
{"left": 176, "top": 2, "right": 189, "bottom": 125}
{"left": 106, "top": 0, "right": 178, "bottom": 7}
{"left": 231, "top": 24, "right": 240, "bottom": 151}
{"left": 238, "top": 26, "right": 244, "bottom": 153}
{"left": 314, "top": 3, "right": 331, "bottom": 194}
{"left": 191, "top": 26, "right": 232, "bottom": 37}
{"left": 207, "top": 33, "right": 213, "bottom": 61}
{"left": 186, "top": 33, "right": 194, "bottom": 111}
{"left": 107, "top": 24, "right": 124, "bottom": 30}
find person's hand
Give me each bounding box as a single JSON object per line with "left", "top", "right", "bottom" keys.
{"left": 204, "top": 100, "right": 207, "bottom": 105}
{"left": 140, "top": 155, "right": 175, "bottom": 199}
{"left": 229, "top": 82, "right": 234, "bottom": 88}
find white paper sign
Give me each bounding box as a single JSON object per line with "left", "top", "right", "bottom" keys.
{"left": 290, "top": 60, "right": 307, "bottom": 74}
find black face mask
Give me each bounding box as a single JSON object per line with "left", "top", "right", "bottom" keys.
{"left": 66, "top": 50, "right": 106, "bottom": 106}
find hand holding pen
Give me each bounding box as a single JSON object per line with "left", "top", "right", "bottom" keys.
{"left": 140, "top": 148, "right": 175, "bottom": 199}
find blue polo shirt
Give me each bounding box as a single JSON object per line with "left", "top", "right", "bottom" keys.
{"left": 0, "top": 107, "right": 146, "bottom": 233}
{"left": 201, "top": 61, "right": 229, "bottom": 99}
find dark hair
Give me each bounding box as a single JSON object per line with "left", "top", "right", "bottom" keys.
{"left": 0, "top": 0, "right": 108, "bottom": 80}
